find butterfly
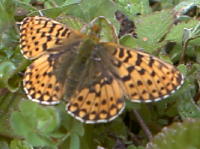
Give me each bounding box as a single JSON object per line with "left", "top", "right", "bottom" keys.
{"left": 20, "top": 16, "right": 184, "bottom": 124}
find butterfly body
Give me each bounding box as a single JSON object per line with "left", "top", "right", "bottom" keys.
{"left": 63, "top": 39, "right": 98, "bottom": 99}
{"left": 20, "top": 16, "right": 184, "bottom": 123}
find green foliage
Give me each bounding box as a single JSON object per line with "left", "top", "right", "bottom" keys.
{"left": 10, "top": 139, "right": 32, "bottom": 149}
{"left": 81, "top": 16, "right": 118, "bottom": 42}
{"left": 0, "top": 61, "right": 17, "bottom": 91}
{"left": 166, "top": 20, "right": 199, "bottom": 44}
{"left": 135, "top": 9, "right": 174, "bottom": 53}
{"left": 146, "top": 119, "right": 200, "bottom": 149}
{"left": 128, "top": 145, "right": 145, "bottom": 149}
{"left": 57, "top": 15, "right": 85, "bottom": 30}
{"left": 119, "top": 9, "right": 175, "bottom": 52}
{"left": 11, "top": 100, "right": 61, "bottom": 147}
{"left": 0, "top": 141, "right": 9, "bottom": 149}
{"left": 114, "top": 0, "right": 152, "bottom": 17}
{"left": 0, "top": 0, "right": 200, "bottom": 149}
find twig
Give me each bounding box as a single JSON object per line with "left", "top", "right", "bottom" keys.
{"left": 179, "top": 39, "right": 187, "bottom": 64}
{"left": 127, "top": 131, "right": 140, "bottom": 146}
{"left": 133, "top": 109, "right": 153, "bottom": 141}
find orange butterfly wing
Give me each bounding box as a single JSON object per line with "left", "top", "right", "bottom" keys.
{"left": 108, "top": 43, "right": 184, "bottom": 102}
{"left": 20, "top": 16, "right": 73, "bottom": 59}
{"left": 20, "top": 16, "right": 82, "bottom": 105}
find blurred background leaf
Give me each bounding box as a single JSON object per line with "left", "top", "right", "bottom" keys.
{"left": 146, "top": 119, "right": 200, "bottom": 149}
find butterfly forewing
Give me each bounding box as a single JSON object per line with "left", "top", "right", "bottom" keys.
{"left": 20, "top": 16, "right": 74, "bottom": 59}
{"left": 21, "top": 16, "right": 84, "bottom": 105}
{"left": 108, "top": 43, "right": 184, "bottom": 102}
{"left": 23, "top": 37, "right": 84, "bottom": 105}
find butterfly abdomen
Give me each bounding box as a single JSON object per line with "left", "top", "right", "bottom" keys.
{"left": 64, "top": 39, "right": 97, "bottom": 98}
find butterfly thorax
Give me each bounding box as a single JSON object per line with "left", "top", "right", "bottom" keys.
{"left": 54, "top": 37, "right": 104, "bottom": 100}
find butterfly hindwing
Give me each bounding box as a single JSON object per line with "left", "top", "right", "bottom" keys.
{"left": 66, "top": 77, "right": 125, "bottom": 123}
{"left": 23, "top": 38, "right": 82, "bottom": 105}
{"left": 66, "top": 52, "right": 125, "bottom": 123}
{"left": 23, "top": 54, "right": 64, "bottom": 105}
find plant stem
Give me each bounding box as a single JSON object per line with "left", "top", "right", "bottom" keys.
{"left": 133, "top": 109, "right": 153, "bottom": 141}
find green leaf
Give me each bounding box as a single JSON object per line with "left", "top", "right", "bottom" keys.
{"left": 28, "top": 0, "right": 119, "bottom": 31}
{"left": 57, "top": 15, "right": 85, "bottom": 30}
{"left": 0, "top": 141, "right": 9, "bottom": 149}
{"left": 66, "top": 120, "right": 84, "bottom": 137}
{"left": 29, "top": 2, "right": 81, "bottom": 18}
{"left": 0, "top": 0, "right": 15, "bottom": 20}
{"left": 10, "top": 110, "right": 34, "bottom": 137}
{"left": 135, "top": 9, "right": 174, "bottom": 52}
{"left": 81, "top": 16, "right": 118, "bottom": 43}
{"left": 168, "top": 44, "right": 182, "bottom": 63}
{"left": 177, "top": 64, "right": 200, "bottom": 119}
{"left": 120, "top": 34, "right": 137, "bottom": 48}
{"left": 26, "top": 133, "right": 53, "bottom": 147}
{"left": 114, "top": 0, "right": 151, "bottom": 17}
{"left": 0, "top": 61, "right": 19, "bottom": 91}
{"left": 2, "top": 1, "right": 199, "bottom": 149}
{"left": 61, "top": 0, "right": 119, "bottom": 30}
{"left": 146, "top": 119, "right": 200, "bottom": 149}
{"left": 11, "top": 100, "right": 61, "bottom": 147}
{"left": 0, "top": 92, "right": 23, "bottom": 138}
{"left": 177, "top": 64, "right": 187, "bottom": 75}
{"left": 10, "top": 139, "right": 32, "bottom": 149}
{"left": 70, "top": 134, "right": 80, "bottom": 149}
{"left": 127, "top": 145, "right": 145, "bottom": 149}
{"left": 0, "top": 0, "right": 18, "bottom": 50}
{"left": 62, "top": 0, "right": 81, "bottom": 5}
{"left": 36, "top": 106, "right": 60, "bottom": 134}
{"left": 86, "top": 118, "right": 127, "bottom": 149}
{"left": 183, "top": 22, "right": 200, "bottom": 47}
{"left": 166, "top": 19, "right": 199, "bottom": 44}
{"left": 174, "top": 0, "right": 200, "bottom": 19}
{"left": 18, "top": 99, "right": 38, "bottom": 117}
{"left": 15, "top": 1, "right": 37, "bottom": 14}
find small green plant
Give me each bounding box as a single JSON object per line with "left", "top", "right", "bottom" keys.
{"left": 0, "top": 0, "right": 199, "bottom": 149}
